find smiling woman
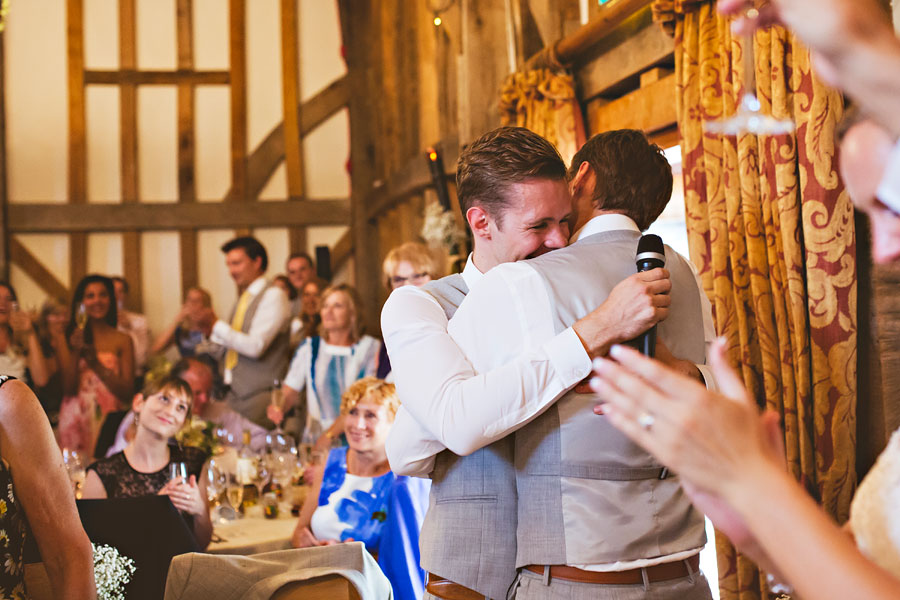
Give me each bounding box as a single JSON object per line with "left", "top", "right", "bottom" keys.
{"left": 81, "top": 375, "right": 212, "bottom": 549}
{"left": 291, "top": 377, "right": 429, "bottom": 600}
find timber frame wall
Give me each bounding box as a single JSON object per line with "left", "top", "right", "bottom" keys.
{"left": 1, "top": 0, "right": 350, "bottom": 313}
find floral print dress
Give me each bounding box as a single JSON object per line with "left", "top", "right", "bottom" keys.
{"left": 0, "top": 377, "right": 27, "bottom": 599}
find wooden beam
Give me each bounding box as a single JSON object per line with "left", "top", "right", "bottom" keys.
{"left": 67, "top": 0, "right": 87, "bottom": 288}
{"left": 225, "top": 75, "right": 349, "bottom": 202}
{"left": 9, "top": 239, "right": 69, "bottom": 300}
{"left": 546, "top": 0, "right": 652, "bottom": 67}
{"left": 587, "top": 72, "right": 676, "bottom": 135}
{"left": 9, "top": 200, "right": 351, "bottom": 233}
{"left": 338, "top": 0, "right": 382, "bottom": 333}
{"left": 280, "top": 0, "right": 306, "bottom": 258}
{"left": 330, "top": 230, "right": 353, "bottom": 273}
{"left": 229, "top": 0, "right": 248, "bottom": 202}
{"left": 83, "top": 70, "right": 230, "bottom": 85}
{"left": 119, "top": 0, "right": 143, "bottom": 310}
{"left": 366, "top": 138, "right": 458, "bottom": 221}
{"left": 177, "top": 0, "right": 198, "bottom": 296}
{"left": 0, "top": 35, "right": 9, "bottom": 280}
{"left": 576, "top": 8, "right": 673, "bottom": 100}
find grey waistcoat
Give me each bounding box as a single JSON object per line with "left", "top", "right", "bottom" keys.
{"left": 418, "top": 274, "right": 517, "bottom": 600}
{"left": 226, "top": 281, "right": 290, "bottom": 426}
{"left": 514, "top": 229, "right": 708, "bottom": 567}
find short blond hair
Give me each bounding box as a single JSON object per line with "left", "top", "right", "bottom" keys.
{"left": 340, "top": 377, "right": 400, "bottom": 421}
{"left": 382, "top": 242, "right": 442, "bottom": 289}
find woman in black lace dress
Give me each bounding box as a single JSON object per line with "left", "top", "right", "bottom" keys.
{"left": 0, "top": 375, "right": 95, "bottom": 599}
{"left": 82, "top": 375, "right": 212, "bottom": 549}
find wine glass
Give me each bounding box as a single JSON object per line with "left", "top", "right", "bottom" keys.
{"left": 75, "top": 303, "right": 88, "bottom": 330}
{"left": 169, "top": 462, "right": 188, "bottom": 486}
{"left": 703, "top": 7, "right": 794, "bottom": 136}
{"left": 225, "top": 474, "right": 244, "bottom": 517}
{"left": 62, "top": 448, "right": 86, "bottom": 499}
{"left": 254, "top": 457, "right": 271, "bottom": 505}
{"left": 269, "top": 382, "right": 287, "bottom": 433}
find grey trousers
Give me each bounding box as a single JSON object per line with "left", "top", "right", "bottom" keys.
{"left": 511, "top": 566, "right": 714, "bottom": 600}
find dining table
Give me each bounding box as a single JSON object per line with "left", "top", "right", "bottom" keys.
{"left": 207, "top": 504, "right": 298, "bottom": 555}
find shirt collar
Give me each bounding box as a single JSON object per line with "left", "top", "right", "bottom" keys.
{"left": 571, "top": 214, "right": 641, "bottom": 242}
{"left": 245, "top": 276, "right": 268, "bottom": 296}
{"left": 461, "top": 253, "right": 483, "bottom": 290}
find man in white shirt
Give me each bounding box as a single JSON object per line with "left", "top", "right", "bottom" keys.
{"left": 203, "top": 236, "right": 291, "bottom": 426}
{"left": 383, "top": 127, "right": 702, "bottom": 600}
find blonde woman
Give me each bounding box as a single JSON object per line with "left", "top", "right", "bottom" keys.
{"left": 292, "top": 377, "right": 429, "bottom": 600}
{"left": 378, "top": 242, "right": 443, "bottom": 378}
{"left": 270, "top": 284, "right": 380, "bottom": 443}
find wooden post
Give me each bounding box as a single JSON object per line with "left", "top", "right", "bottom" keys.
{"left": 280, "top": 0, "right": 307, "bottom": 255}
{"left": 338, "top": 0, "right": 382, "bottom": 334}
{"left": 458, "top": 0, "right": 510, "bottom": 142}
{"left": 229, "top": 0, "right": 247, "bottom": 205}
{"left": 0, "top": 34, "right": 9, "bottom": 281}
{"left": 68, "top": 0, "right": 88, "bottom": 288}
{"left": 177, "top": 0, "right": 198, "bottom": 292}
{"left": 119, "top": 0, "right": 143, "bottom": 311}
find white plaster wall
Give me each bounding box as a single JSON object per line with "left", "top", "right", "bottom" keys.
{"left": 5, "top": 0, "right": 351, "bottom": 335}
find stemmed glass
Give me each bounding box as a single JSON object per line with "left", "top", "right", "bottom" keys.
{"left": 704, "top": 6, "right": 794, "bottom": 135}
{"left": 62, "top": 448, "right": 86, "bottom": 499}
{"left": 205, "top": 458, "right": 228, "bottom": 521}
{"left": 225, "top": 473, "right": 244, "bottom": 518}
{"left": 75, "top": 303, "right": 88, "bottom": 330}
{"left": 254, "top": 457, "right": 271, "bottom": 506}
{"left": 169, "top": 462, "right": 188, "bottom": 485}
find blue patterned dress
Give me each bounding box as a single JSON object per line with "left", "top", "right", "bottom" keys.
{"left": 310, "top": 447, "right": 430, "bottom": 600}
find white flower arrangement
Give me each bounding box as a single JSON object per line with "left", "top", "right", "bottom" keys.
{"left": 421, "top": 200, "right": 467, "bottom": 250}
{"left": 92, "top": 543, "right": 137, "bottom": 600}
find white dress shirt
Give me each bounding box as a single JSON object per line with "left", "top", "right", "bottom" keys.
{"left": 447, "top": 213, "right": 709, "bottom": 571}
{"left": 383, "top": 255, "right": 592, "bottom": 477}
{"left": 210, "top": 276, "right": 290, "bottom": 385}
{"left": 119, "top": 310, "right": 150, "bottom": 375}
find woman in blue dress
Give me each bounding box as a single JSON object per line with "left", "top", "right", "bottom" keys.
{"left": 291, "top": 377, "right": 430, "bottom": 600}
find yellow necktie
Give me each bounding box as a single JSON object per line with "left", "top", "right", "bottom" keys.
{"left": 224, "top": 290, "right": 251, "bottom": 371}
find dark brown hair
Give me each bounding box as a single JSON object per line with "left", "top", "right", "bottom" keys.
{"left": 567, "top": 129, "right": 673, "bottom": 231}
{"left": 456, "top": 127, "right": 567, "bottom": 227}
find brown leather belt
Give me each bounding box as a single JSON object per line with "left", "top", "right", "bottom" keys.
{"left": 425, "top": 574, "right": 486, "bottom": 600}
{"left": 524, "top": 554, "right": 700, "bottom": 585}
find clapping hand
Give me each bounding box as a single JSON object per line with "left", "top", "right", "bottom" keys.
{"left": 160, "top": 475, "right": 206, "bottom": 517}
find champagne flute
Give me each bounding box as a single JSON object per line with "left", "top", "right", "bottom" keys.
{"left": 169, "top": 461, "right": 188, "bottom": 486}
{"left": 225, "top": 474, "right": 244, "bottom": 516}
{"left": 704, "top": 6, "right": 794, "bottom": 136}
{"left": 75, "top": 303, "right": 88, "bottom": 330}
{"left": 270, "top": 381, "right": 286, "bottom": 433}
{"left": 62, "top": 448, "right": 86, "bottom": 499}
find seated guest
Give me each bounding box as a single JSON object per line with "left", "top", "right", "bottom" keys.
{"left": 0, "top": 376, "right": 95, "bottom": 598}
{"left": 112, "top": 276, "right": 151, "bottom": 378}
{"left": 83, "top": 375, "right": 212, "bottom": 549}
{"left": 377, "top": 243, "right": 443, "bottom": 378}
{"left": 286, "top": 252, "right": 317, "bottom": 317}
{"left": 0, "top": 281, "right": 50, "bottom": 388}
{"left": 271, "top": 284, "right": 380, "bottom": 443}
{"left": 150, "top": 287, "right": 215, "bottom": 362}
{"left": 292, "top": 377, "right": 429, "bottom": 600}
{"left": 35, "top": 298, "right": 69, "bottom": 423}
{"left": 102, "top": 358, "right": 266, "bottom": 457}
{"left": 56, "top": 275, "right": 135, "bottom": 455}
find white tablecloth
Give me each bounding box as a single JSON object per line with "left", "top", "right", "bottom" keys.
{"left": 208, "top": 506, "right": 297, "bottom": 555}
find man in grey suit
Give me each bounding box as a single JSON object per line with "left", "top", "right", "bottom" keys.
{"left": 383, "top": 127, "right": 685, "bottom": 600}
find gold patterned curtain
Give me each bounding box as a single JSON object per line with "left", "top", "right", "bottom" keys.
{"left": 499, "top": 66, "right": 586, "bottom": 166}
{"left": 653, "top": 1, "right": 857, "bottom": 599}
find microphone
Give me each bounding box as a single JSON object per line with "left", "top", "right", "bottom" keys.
{"left": 635, "top": 235, "right": 666, "bottom": 357}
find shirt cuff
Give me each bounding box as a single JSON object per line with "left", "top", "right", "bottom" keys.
{"left": 697, "top": 364, "right": 717, "bottom": 393}
{"left": 210, "top": 319, "right": 231, "bottom": 344}
{"left": 545, "top": 327, "right": 592, "bottom": 387}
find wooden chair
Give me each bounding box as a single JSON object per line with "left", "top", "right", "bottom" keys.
{"left": 271, "top": 574, "right": 362, "bottom": 600}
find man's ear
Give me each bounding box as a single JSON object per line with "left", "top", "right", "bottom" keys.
{"left": 569, "top": 161, "right": 592, "bottom": 196}
{"left": 466, "top": 206, "right": 492, "bottom": 241}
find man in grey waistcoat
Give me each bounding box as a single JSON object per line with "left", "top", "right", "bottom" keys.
{"left": 383, "top": 127, "right": 685, "bottom": 600}
{"left": 443, "top": 130, "right": 714, "bottom": 599}
{"left": 203, "top": 236, "right": 291, "bottom": 427}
